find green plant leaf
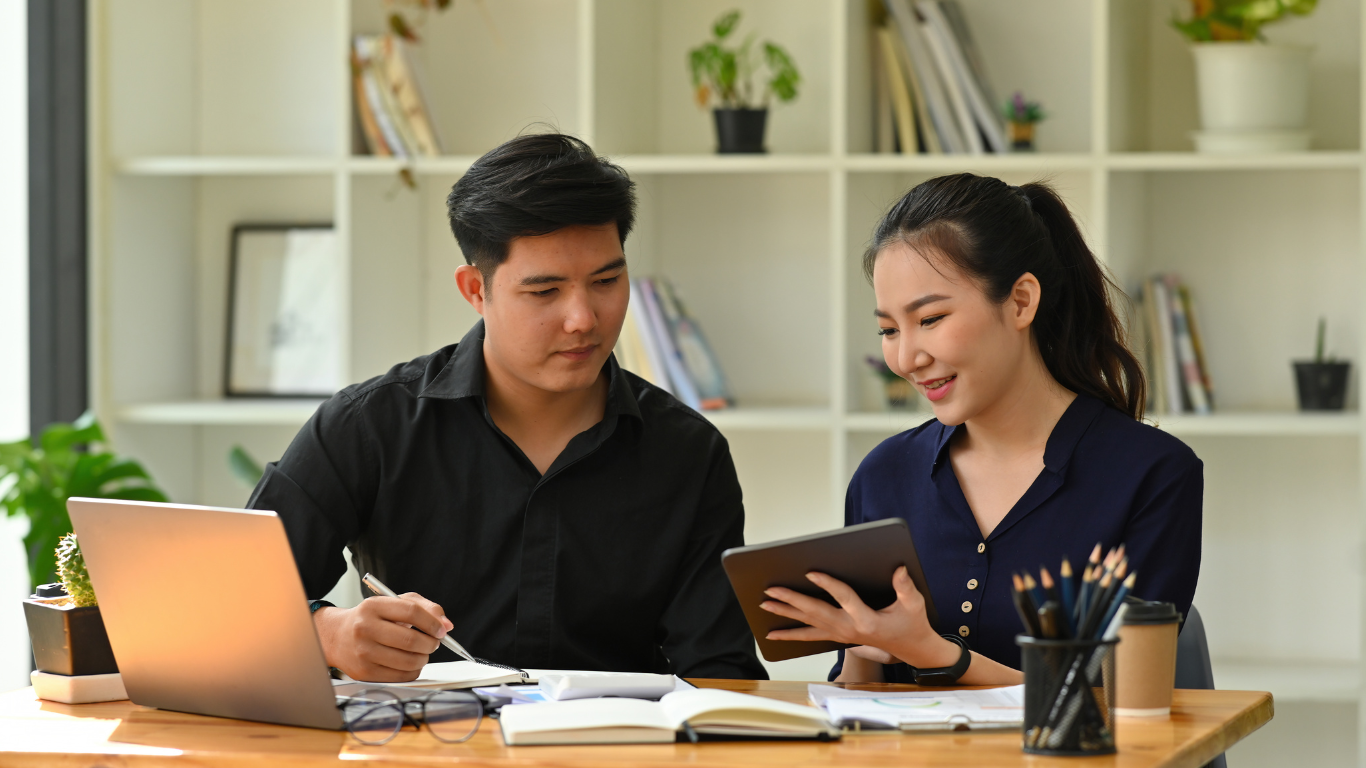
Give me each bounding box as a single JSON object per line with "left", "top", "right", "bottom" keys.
{"left": 229, "top": 446, "right": 265, "bottom": 488}
{"left": 713, "top": 10, "right": 740, "bottom": 40}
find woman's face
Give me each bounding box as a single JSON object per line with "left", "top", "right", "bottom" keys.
{"left": 872, "top": 240, "right": 1039, "bottom": 426}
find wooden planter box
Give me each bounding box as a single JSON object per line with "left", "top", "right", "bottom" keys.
{"left": 23, "top": 599, "right": 119, "bottom": 676}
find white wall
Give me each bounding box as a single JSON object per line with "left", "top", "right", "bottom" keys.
{"left": 0, "top": 0, "right": 28, "bottom": 692}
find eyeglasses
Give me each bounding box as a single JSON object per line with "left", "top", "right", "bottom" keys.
{"left": 340, "top": 688, "right": 484, "bottom": 745}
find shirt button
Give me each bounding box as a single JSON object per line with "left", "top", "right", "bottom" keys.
{"left": 958, "top": 626, "right": 970, "bottom": 637}
{"left": 966, "top": 579, "right": 978, "bottom": 590}
{"left": 961, "top": 601, "right": 973, "bottom": 613}
{"left": 977, "top": 543, "right": 985, "bottom": 554}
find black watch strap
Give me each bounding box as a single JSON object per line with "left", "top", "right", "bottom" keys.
{"left": 910, "top": 634, "right": 972, "bottom": 685}
{"left": 309, "top": 599, "right": 335, "bottom": 614}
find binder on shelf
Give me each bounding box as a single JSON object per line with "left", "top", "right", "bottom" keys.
{"left": 1140, "top": 275, "right": 1215, "bottom": 416}
{"left": 614, "top": 278, "right": 732, "bottom": 412}
{"left": 656, "top": 279, "right": 733, "bottom": 410}
{"left": 872, "top": 29, "right": 897, "bottom": 153}
{"left": 876, "top": 27, "right": 919, "bottom": 155}
{"left": 914, "top": 5, "right": 981, "bottom": 154}
{"left": 1166, "top": 276, "right": 1210, "bottom": 414}
{"left": 916, "top": 1, "right": 1006, "bottom": 153}
{"left": 351, "top": 34, "right": 443, "bottom": 158}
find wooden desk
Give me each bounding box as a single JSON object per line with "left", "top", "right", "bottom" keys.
{"left": 0, "top": 680, "right": 1271, "bottom": 768}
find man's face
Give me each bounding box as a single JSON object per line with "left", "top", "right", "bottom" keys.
{"left": 463, "top": 224, "right": 629, "bottom": 395}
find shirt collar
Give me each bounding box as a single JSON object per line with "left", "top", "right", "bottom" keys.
{"left": 929, "top": 392, "right": 1107, "bottom": 476}
{"left": 418, "top": 320, "right": 643, "bottom": 428}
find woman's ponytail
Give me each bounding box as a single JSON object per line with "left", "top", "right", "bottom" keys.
{"left": 863, "top": 174, "right": 1146, "bottom": 419}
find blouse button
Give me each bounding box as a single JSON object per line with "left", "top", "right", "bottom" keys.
{"left": 977, "top": 542, "right": 985, "bottom": 554}
{"left": 961, "top": 601, "right": 972, "bottom": 613}
{"left": 958, "top": 626, "right": 970, "bottom": 637}
{"left": 966, "top": 579, "right": 978, "bottom": 590}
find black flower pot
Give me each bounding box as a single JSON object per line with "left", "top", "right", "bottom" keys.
{"left": 1293, "top": 361, "right": 1351, "bottom": 411}
{"left": 23, "top": 598, "right": 119, "bottom": 676}
{"left": 713, "top": 108, "right": 768, "bottom": 154}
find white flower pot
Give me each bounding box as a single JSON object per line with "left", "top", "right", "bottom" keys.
{"left": 1190, "top": 42, "right": 1312, "bottom": 153}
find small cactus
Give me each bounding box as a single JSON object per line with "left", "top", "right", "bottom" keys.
{"left": 56, "top": 533, "right": 97, "bottom": 608}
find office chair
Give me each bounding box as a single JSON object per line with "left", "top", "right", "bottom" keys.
{"left": 1176, "top": 604, "right": 1227, "bottom": 768}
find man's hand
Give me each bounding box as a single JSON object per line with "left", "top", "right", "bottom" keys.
{"left": 313, "top": 593, "right": 454, "bottom": 682}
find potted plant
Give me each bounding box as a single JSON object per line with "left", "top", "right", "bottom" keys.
{"left": 22, "top": 533, "right": 120, "bottom": 678}
{"left": 687, "top": 10, "right": 801, "bottom": 154}
{"left": 865, "top": 355, "right": 915, "bottom": 410}
{"left": 1002, "top": 92, "right": 1045, "bottom": 152}
{"left": 1293, "top": 317, "right": 1350, "bottom": 410}
{"left": 1173, "top": 0, "right": 1318, "bottom": 153}
{"left": 2, "top": 412, "right": 168, "bottom": 591}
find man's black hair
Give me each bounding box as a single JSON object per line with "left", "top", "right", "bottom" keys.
{"left": 446, "top": 132, "right": 636, "bottom": 278}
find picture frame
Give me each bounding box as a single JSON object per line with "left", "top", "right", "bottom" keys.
{"left": 224, "top": 223, "right": 344, "bottom": 398}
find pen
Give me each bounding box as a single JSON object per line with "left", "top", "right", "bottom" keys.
{"left": 360, "top": 572, "right": 477, "bottom": 665}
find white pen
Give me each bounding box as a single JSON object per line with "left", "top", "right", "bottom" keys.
{"left": 360, "top": 572, "right": 477, "bottom": 665}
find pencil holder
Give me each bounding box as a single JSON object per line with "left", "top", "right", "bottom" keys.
{"left": 1016, "top": 635, "right": 1118, "bottom": 756}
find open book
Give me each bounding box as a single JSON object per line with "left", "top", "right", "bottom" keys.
{"left": 498, "top": 688, "right": 839, "bottom": 745}
{"left": 337, "top": 660, "right": 524, "bottom": 690}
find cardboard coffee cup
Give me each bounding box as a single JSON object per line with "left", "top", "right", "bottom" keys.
{"left": 1115, "top": 600, "right": 1180, "bottom": 717}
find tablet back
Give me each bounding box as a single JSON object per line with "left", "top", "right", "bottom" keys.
{"left": 721, "top": 518, "right": 939, "bottom": 662}
{"left": 67, "top": 497, "right": 343, "bottom": 729}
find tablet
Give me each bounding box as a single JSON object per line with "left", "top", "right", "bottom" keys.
{"left": 721, "top": 518, "right": 939, "bottom": 662}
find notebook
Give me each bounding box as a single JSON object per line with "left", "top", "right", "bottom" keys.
{"left": 497, "top": 688, "right": 839, "bottom": 745}
{"left": 337, "top": 660, "right": 524, "bottom": 690}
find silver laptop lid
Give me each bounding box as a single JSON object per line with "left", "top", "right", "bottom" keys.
{"left": 67, "top": 498, "right": 342, "bottom": 730}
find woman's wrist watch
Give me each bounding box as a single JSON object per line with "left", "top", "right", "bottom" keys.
{"left": 909, "top": 634, "right": 972, "bottom": 685}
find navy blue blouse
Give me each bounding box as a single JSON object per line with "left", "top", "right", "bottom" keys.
{"left": 832, "top": 393, "right": 1203, "bottom": 678}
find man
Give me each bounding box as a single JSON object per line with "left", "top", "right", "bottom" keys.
{"left": 249, "top": 132, "right": 766, "bottom": 683}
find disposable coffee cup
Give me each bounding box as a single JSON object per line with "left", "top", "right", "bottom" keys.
{"left": 1115, "top": 600, "right": 1180, "bottom": 717}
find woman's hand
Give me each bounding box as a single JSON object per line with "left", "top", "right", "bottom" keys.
{"left": 760, "top": 566, "right": 955, "bottom": 669}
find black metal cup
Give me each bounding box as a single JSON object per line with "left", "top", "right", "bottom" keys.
{"left": 1017, "top": 635, "right": 1118, "bottom": 756}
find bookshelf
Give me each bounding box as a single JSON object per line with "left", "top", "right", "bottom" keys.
{"left": 92, "top": 0, "right": 1365, "bottom": 711}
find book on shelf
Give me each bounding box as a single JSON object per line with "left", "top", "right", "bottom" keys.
{"left": 615, "top": 278, "right": 733, "bottom": 412}
{"left": 351, "top": 34, "right": 444, "bottom": 158}
{"left": 877, "top": 0, "right": 1005, "bottom": 155}
{"left": 1139, "top": 275, "right": 1215, "bottom": 416}
{"left": 872, "top": 29, "right": 897, "bottom": 154}
{"left": 875, "top": 27, "right": 918, "bottom": 155}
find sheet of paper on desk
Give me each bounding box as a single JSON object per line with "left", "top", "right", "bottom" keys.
{"left": 809, "top": 684, "right": 1024, "bottom": 731}
{"left": 336, "top": 660, "right": 524, "bottom": 689}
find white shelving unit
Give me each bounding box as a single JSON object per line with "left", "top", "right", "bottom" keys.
{"left": 92, "top": 0, "right": 1366, "bottom": 711}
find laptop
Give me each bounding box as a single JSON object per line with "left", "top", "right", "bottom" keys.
{"left": 68, "top": 497, "right": 349, "bottom": 729}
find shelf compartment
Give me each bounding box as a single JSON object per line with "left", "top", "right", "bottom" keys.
{"left": 843, "top": 153, "right": 1095, "bottom": 173}
{"left": 1106, "top": 152, "right": 1362, "bottom": 172}
{"left": 113, "top": 400, "right": 833, "bottom": 432}
{"left": 1151, "top": 412, "right": 1360, "bottom": 436}
{"left": 844, "top": 411, "right": 1360, "bottom": 436}
{"left": 116, "top": 156, "right": 341, "bottom": 176}
{"left": 116, "top": 399, "right": 327, "bottom": 426}
{"left": 704, "top": 407, "right": 834, "bottom": 431}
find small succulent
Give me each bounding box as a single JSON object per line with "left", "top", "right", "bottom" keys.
{"left": 56, "top": 533, "right": 97, "bottom": 608}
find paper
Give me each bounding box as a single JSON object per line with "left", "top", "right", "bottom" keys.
{"left": 810, "top": 684, "right": 1024, "bottom": 730}
{"left": 339, "top": 660, "right": 523, "bottom": 689}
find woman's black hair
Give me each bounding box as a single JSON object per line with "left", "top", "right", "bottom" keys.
{"left": 447, "top": 132, "right": 636, "bottom": 278}
{"left": 863, "top": 173, "right": 1146, "bottom": 419}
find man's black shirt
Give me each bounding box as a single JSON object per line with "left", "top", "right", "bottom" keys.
{"left": 248, "top": 321, "right": 766, "bottom": 679}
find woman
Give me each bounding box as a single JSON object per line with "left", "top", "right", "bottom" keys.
{"left": 760, "top": 174, "right": 1202, "bottom": 685}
